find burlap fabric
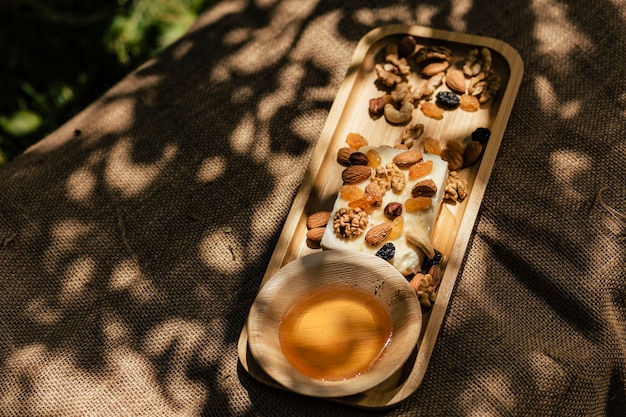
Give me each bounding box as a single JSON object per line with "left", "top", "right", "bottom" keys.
{"left": 1, "top": 1, "right": 624, "bottom": 416}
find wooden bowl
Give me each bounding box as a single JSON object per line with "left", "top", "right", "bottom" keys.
{"left": 247, "top": 250, "right": 422, "bottom": 398}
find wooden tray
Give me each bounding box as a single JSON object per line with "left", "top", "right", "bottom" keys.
{"left": 237, "top": 24, "right": 523, "bottom": 409}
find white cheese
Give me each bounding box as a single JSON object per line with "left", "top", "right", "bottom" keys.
{"left": 320, "top": 146, "right": 448, "bottom": 276}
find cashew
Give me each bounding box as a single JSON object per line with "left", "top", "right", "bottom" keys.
{"left": 384, "top": 102, "right": 413, "bottom": 124}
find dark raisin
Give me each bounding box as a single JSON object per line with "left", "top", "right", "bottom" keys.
{"left": 471, "top": 127, "right": 491, "bottom": 144}
{"left": 435, "top": 91, "right": 460, "bottom": 109}
{"left": 375, "top": 242, "right": 396, "bottom": 261}
{"left": 422, "top": 249, "right": 442, "bottom": 271}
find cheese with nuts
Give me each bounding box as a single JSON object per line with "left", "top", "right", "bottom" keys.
{"left": 320, "top": 146, "right": 448, "bottom": 276}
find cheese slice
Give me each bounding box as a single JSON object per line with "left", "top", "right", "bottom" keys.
{"left": 320, "top": 146, "right": 448, "bottom": 276}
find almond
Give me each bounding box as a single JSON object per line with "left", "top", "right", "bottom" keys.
{"left": 306, "top": 227, "right": 326, "bottom": 243}
{"left": 365, "top": 223, "right": 393, "bottom": 246}
{"left": 421, "top": 61, "right": 449, "bottom": 77}
{"left": 411, "top": 179, "right": 437, "bottom": 198}
{"left": 364, "top": 182, "right": 383, "bottom": 206}
{"left": 392, "top": 149, "right": 423, "bottom": 168}
{"left": 306, "top": 211, "right": 331, "bottom": 229}
{"left": 441, "top": 147, "right": 463, "bottom": 171}
{"left": 342, "top": 165, "right": 371, "bottom": 184}
{"left": 463, "top": 141, "right": 483, "bottom": 167}
{"left": 337, "top": 147, "right": 355, "bottom": 166}
{"left": 445, "top": 69, "right": 467, "bottom": 94}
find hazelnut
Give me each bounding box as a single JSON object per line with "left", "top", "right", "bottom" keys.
{"left": 384, "top": 202, "right": 403, "bottom": 220}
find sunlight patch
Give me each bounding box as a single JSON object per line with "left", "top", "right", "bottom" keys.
{"left": 60, "top": 257, "right": 96, "bottom": 304}
{"left": 532, "top": 0, "right": 592, "bottom": 59}
{"left": 549, "top": 149, "right": 592, "bottom": 203}
{"left": 199, "top": 229, "right": 245, "bottom": 274}
{"left": 448, "top": 0, "right": 472, "bottom": 32}
{"left": 197, "top": 156, "right": 227, "bottom": 183}
{"left": 415, "top": 5, "right": 439, "bottom": 26}
{"left": 66, "top": 167, "right": 97, "bottom": 202}
{"left": 105, "top": 139, "right": 177, "bottom": 198}
{"left": 229, "top": 114, "right": 256, "bottom": 154}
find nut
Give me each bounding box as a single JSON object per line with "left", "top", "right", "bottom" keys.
{"left": 463, "top": 141, "right": 483, "bottom": 167}
{"left": 342, "top": 165, "right": 371, "bottom": 184}
{"left": 349, "top": 151, "right": 369, "bottom": 166}
{"left": 392, "top": 150, "right": 423, "bottom": 168}
{"left": 369, "top": 97, "right": 387, "bottom": 116}
{"left": 365, "top": 223, "right": 393, "bottom": 246}
{"left": 428, "top": 264, "right": 443, "bottom": 286}
{"left": 383, "top": 202, "right": 403, "bottom": 220}
{"left": 441, "top": 147, "right": 464, "bottom": 171}
{"left": 306, "top": 227, "right": 326, "bottom": 243}
{"left": 384, "top": 101, "right": 413, "bottom": 125}
{"left": 445, "top": 69, "right": 467, "bottom": 94}
{"left": 365, "top": 182, "right": 383, "bottom": 206}
{"left": 411, "top": 179, "right": 437, "bottom": 198}
{"left": 337, "top": 147, "right": 356, "bottom": 166}
{"left": 306, "top": 211, "right": 331, "bottom": 229}
{"left": 422, "top": 61, "right": 450, "bottom": 77}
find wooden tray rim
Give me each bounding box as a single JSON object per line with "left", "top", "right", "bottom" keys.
{"left": 237, "top": 24, "right": 524, "bottom": 409}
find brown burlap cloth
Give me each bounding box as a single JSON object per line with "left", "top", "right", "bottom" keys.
{"left": 1, "top": 1, "right": 625, "bottom": 416}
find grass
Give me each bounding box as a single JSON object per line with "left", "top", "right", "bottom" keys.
{"left": 0, "top": 0, "right": 211, "bottom": 165}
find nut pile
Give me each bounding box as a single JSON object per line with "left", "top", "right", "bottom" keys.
{"left": 369, "top": 36, "right": 501, "bottom": 124}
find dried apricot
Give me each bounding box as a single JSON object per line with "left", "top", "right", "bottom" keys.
{"left": 459, "top": 94, "right": 480, "bottom": 112}
{"left": 404, "top": 197, "right": 432, "bottom": 212}
{"left": 408, "top": 160, "right": 433, "bottom": 180}
{"left": 339, "top": 185, "right": 365, "bottom": 202}
{"left": 420, "top": 101, "right": 444, "bottom": 120}
{"left": 366, "top": 149, "right": 381, "bottom": 168}
{"left": 346, "top": 132, "right": 368, "bottom": 149}
{"left": 423, "top": 137, "right": 442, "bottom": 155}
{"left": 387, "top": 215, "right": 404, "bottom": 240}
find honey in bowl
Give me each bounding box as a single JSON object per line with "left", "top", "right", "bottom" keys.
{"left": 278, "top": 285, "right": 393, "bottom": 381}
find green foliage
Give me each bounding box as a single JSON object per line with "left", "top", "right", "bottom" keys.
{"left": 0, "top": 0, "right": 211, "bottom": 164}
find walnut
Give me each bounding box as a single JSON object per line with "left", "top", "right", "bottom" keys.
{"left": 411, "top": 72, "right": 444, "bottom": 101}
{"left": 414, "top": 45, "right": 452, "bottom": 66}
{"left": 396, "top": 123, "right": 424, "bottom": 149}
{"left": 375, "top": 63, "right": 402, "bottom": 87}
{"left": 332, "top": 207, "right": 368, "bottom": 238}
{"left": 372, "top": 163, "right": 405, "bottom": 194}
{"left": 468, "top": 70, "right": 501, "bottom": 103}
{"left": 410, "top": 272, "right": 438, "bottom": 307}
{"left": 463, "top": 47, "right": 492, "bottom": 77}
{"left": 384, "top": 43, "right": 411, "bottom": 75}
{"left": 444, "top": 170, "right": 468, "bottom": 205}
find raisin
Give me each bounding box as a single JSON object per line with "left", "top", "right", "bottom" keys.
{"left": 459, "top": 94, "right": 480, "bottom": 112}
{"left": 422, "top": 249, "right": 443, "bottom": 271}
{"left": 346, "top": 132, "right": 368, "bottom": 149}
{"left": 471, "top": 127, "right": 491, "bottom": 145}
{"left": 366, "top": 149, "right": 381, "bottom": 168}
{"left": 408, "top": 160, "right": 433, "bottom": 180}
{"left": 375, "top": 242, "right": 396, "bottom": 261}
{"left": 388, "top": 215, "right": 404, "bottom": 240}
{"left": 404, "top": 197, "right": 432, "bottom": 212}
{"left": 420, "top": 102, "right": 444, "bottom": 120}
{"left": 423, "top": 137, "right": 442, "bottom": 155}
{"left": 435, "top": 91, "right": 460, "bottom": 109}
{"left": 340, "top": 185, "right": 365, "bottom": 202}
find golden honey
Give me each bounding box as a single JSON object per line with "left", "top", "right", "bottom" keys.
{"left": 278, "top": 285, "right": 393, "bottom": 381}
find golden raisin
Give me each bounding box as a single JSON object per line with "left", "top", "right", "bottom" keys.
{"left": 339, "top": 185, "right": 365, "bottom": 202}
{"left": 420, "top": 101, "right": 444, "bottom": 120}
{"left": 408, "top": 160, "right": 433, "bottom": 180}
{"left": 366, "top": 149, "right": 381, "bottom": 168}
{"left": 387, "top": 215, "right": 404, "bottom": 240}
{"left": 404, "top": 197, "right": 432, "bottom": 212}
{"left": 346, "top": 132, "right": 368, "bottom": 149}
{"left": 423, "top": 137, "right": 442, "bottom": 155}
{"left": 459, "top": 94, "right": 480, "bottom": 112}
{"left": 348, "top": 194, "right": 377, "bottom": 210}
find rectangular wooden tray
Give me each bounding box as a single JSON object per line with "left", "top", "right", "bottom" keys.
{"left": 237, "top": 24, "right": 523, "bottom": 409}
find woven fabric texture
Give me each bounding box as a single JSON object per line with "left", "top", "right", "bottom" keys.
{"left": 0, "top": 1, "right": 624, "bottom": 416}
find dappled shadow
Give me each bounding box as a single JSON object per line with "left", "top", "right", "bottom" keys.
{"left": 0, "top": 0, "right": 625, "bottom": 416}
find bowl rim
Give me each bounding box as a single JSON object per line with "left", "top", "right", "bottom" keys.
{"left": 247, "top": 249, "right": 422, "bottom": 398}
